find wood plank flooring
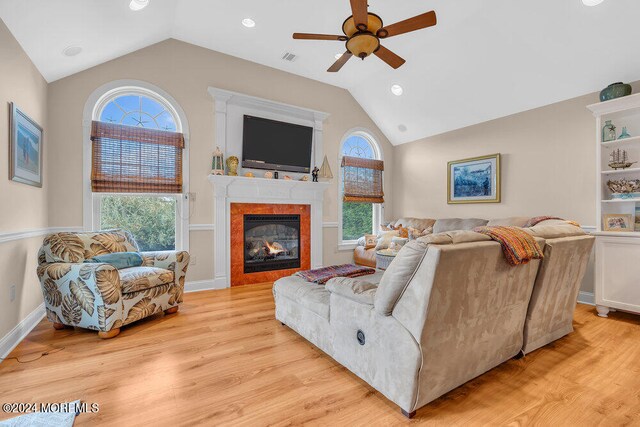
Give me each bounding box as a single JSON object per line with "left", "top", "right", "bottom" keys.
{"left": 1, "top": 284, "right": 639, "bottom": 426}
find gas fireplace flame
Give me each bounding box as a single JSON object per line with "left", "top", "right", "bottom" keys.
{"left": 264, "top": 241, "right": 284, "bottom": 256}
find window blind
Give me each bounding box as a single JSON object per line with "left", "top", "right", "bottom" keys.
{"left": 341, "top": 156, "right": 384, "bottom": 203}
{"left": 90, "top": 121, "right": 184, "bottom": 193}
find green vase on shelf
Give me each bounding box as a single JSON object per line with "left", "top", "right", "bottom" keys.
{"left": 603, "top": 120, "right": 617, "bottom": 142}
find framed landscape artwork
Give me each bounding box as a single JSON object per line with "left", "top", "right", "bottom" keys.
{"left": 448, "top": 153, "right": 500, "bottom": 204}
{"left": 9, "top": 103, "right": 43, "bottom": 187}
{"left": 603, "top": 214, "right": 633, "bottom": 232}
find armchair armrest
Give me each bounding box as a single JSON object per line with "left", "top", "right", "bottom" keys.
{"left": 140, "top": 251, "right": 190, "bottom": 289}
{"left": 326, "top": 277, "right": 378, "bottom": 306}
{"left": 37, "top": 262, "right": 123, "bottom": 331}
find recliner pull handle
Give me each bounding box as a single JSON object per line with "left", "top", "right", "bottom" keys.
{"left": 357, "top": 330, "right": 366, "bottom": 345}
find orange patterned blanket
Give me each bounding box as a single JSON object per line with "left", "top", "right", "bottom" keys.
{"left": 473, "top": 226, "right": 544, "bottom": 266}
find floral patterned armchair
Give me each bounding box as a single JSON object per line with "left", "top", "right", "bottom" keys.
{"left": 36, "top": 230, "right": 189, "bottom": 339}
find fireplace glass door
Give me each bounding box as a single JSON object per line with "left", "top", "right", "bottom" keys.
{"left": 244, "top": 214, "right": 301, "bottom": 273}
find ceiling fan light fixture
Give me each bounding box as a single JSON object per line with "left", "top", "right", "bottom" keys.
{"left": 582, "top": 0, "right": 604, "bottom": 5}
{"left": 129, "top": 0, "right": 149, "bottom": 11}
{"left": 346, "top": 33, "right": 380, "bottom": 59}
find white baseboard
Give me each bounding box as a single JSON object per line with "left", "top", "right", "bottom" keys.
{"left": 0, "top": 303, "right": 45, "bottom": 363}
{"left": 578, "top": 291, "right": 595, "bottom": 306}
{"left": 184, "top": 279, "right": 227, "bottom": 293}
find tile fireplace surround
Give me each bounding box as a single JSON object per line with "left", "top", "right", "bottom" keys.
{"left": 208, "top": 175, "right": 329, "bottom": 288}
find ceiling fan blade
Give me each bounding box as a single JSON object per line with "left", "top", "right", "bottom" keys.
{"left": 378, "top": 11, "right": 437, "bottom": 38}
{"left": 374, "top": 45, "right": 406, "bottom": 69}
{"left": 293, "top": 33, "right": 347, "bottom": 41}
{"left": 328, "top": 51, "right": 353, "bottom": 72}
{"left": 350, "top": 0, "right": 369, "bottom": 30}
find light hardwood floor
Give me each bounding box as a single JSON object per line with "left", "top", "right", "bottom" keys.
{"left": 1, "top": 284, "right": 639, "bottom": 426}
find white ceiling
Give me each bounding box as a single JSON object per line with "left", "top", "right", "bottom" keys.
{"left": 2, "top": 0, "right": 640, "bottom": 145}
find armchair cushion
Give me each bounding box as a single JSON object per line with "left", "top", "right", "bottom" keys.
{"left": 326, "top": 277, "right": 378, "bottom": 306}
{"left": 85, "top": 252, "right": 143, "bottom": 269}
{"left": 119, "top": 266, "right": 174, "bottom": 294}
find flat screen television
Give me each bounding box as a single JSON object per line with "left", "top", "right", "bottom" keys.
{"left": 242, "top": 115, "right": 313, "bottom": 173}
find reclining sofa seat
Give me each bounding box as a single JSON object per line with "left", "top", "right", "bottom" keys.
{"left": 521, "top": 220, "right": 595, "bottom": 353}
{"left": 274, "top": 230, "right": 545, "bottom": 415}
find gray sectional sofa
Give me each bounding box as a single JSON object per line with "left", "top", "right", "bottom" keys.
{"left": 273, "top": 219, "right": 594, "bottom": 417}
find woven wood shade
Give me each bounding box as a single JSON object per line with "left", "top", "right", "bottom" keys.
{"left": 341, "top": 156, "right": 384, "bottom": 203}
{"left": 90, "top": 121, "right": 184, "bottom": 193}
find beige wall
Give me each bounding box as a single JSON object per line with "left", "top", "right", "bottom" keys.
{"left": 47, "top": 38, "right": 394, "bottom": 282}
{"left": 392, "top": 81, "right": 640, "bottom": 294}
{"left": 0, "top": 19, "right": 49, "bottom": 339}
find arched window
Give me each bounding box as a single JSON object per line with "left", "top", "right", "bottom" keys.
{"left": 97, "top": 91, "right": 179, "bottom": 131}
{"left": 84, "top": 83, "right": 189, "bottom": 252}
{"left": 339, "top": 130, "right": 383, "bottom": 247}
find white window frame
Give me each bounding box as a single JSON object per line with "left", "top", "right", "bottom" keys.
{"left": 338, "top": 128, "right": 384, "bottom": 251}
{"left": 83, "top": 80, "right": 190, "bottom": 252}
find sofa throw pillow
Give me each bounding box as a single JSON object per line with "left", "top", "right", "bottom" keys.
{"left": 84, "top": 252, "right": 144, "bottom": 270}
{"left": 375, "top": 230, "right": 399, "bottom": 250}
{"left": 380, "top": 222, "right": 399, "bottom": 232}
{"left": 364, "top": 234, "right": 378, "bottom": 249}
{"left": 408, "top": 226, "right": 433, "bottom": 240}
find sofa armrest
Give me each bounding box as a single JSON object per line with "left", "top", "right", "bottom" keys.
{"left": 326, "top": 277, "right": 378, "bottom": 306}
{"left": 37, "top": 262, "right": 123, "bottom": 331}
{"left": 140, "top": 251, "right": 190, "bottom": 289}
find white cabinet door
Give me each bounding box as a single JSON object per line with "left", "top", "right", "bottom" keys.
{"left": 595, "top": 236, "right": 640, "bottom": 314}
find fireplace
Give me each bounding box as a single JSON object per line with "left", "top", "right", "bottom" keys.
{"left": 229, "top": 203, "right": 311, "bottom": 286}
{"left": 244, "top": 214, "right": 301, "bottom": 273}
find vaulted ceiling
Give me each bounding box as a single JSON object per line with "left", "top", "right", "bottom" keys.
{"left": 2, "top": 0, "right": 640, "bottom": 145}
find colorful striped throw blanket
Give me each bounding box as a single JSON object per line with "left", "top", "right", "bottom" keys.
{"left": 473, "top": 226, "right": 544, "bottom": 266}
{"left": 296, "top": 264, "right": 375, "bottom": 284}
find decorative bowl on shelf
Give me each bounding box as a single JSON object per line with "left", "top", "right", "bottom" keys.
{"left": 607, "top": 178, "right": 640, "bottom": 195}
{"left": 600, "top": 82, "right": 633, "bottom": 102}
{"left": 608, "top": 161, "right": 637, "bottom": 170}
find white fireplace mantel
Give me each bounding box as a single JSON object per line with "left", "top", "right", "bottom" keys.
{"left": 209, "top": 174, "right": 329, "bottom": 288}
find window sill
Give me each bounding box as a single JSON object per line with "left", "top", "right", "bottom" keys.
{"left": 338, "top": 242, "right": 358, "bottom": 251}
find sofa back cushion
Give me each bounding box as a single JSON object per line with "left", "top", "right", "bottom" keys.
{"left": 433, "top": 218, "right": 488, "bottom": 234}
{"left": 393, "top": 217, "right": 436, "bottom": 231}
{"left": 486, "top": 217, "right": 530, "bottom": 227}
{"left": 42, "top": 230, "right": 139, "bottom": 263}
{"left": 375, "top": 239, "right": 430, "bottom": 315}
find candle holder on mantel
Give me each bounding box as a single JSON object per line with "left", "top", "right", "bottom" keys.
{"left": 609, "top": 148, "right": 637, "bottom": 170}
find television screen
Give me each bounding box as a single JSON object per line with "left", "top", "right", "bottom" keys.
{"left": 242, "top": 115, "right": 313, "bottom": 173}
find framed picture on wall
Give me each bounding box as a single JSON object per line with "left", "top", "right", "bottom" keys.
{"left": 603, "top": 214, "right": 633, "bottom": 232}
{"left": 447, "top": 153, "right": 501, "bottom": 204}
{"left": 9, "top": 103, "right": 43, "bottom": 187}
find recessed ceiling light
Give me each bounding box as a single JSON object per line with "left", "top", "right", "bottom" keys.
{"left": 129, "top": 0, "right": 149, "bottom": 11}
{"left": 391, "top": 84, "right": 404, "bottom": 96}
{"left": 242, "top": 18, "right": 256, "bottom": 28}
{"left": 398, "top": 124, "right": 408, "bottom": 132}
{"left": 62, "top": 45, "right": 82, "bottom": 57}
{"left": 582, "top": 0, "right": 604, "bottom": 5}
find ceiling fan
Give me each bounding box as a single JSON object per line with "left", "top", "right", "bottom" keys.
{"left": 293, "top": 0, "right": 437, "bottom": 72}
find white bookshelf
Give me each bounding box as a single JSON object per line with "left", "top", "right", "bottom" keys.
{"left": 588, "top": 92, "right": 640, "bottom": 318}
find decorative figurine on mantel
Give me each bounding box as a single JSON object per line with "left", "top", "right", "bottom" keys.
{"left": 318, "top": 155, "right": 334, "bottom": 181}
{"left": 603, "top": 120, "right": 617, "bottom": 142}
{"left": 226, "top": 156, "right": 239, "bottom": 176}
{"left": 312, "top": 166, "right": 319, "bottom": 182}
{"left": 609, "top": 149, "right": 637, "bottom": 170}
{"left": 211, "top": 147, "right": 224, "bottom": 175}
